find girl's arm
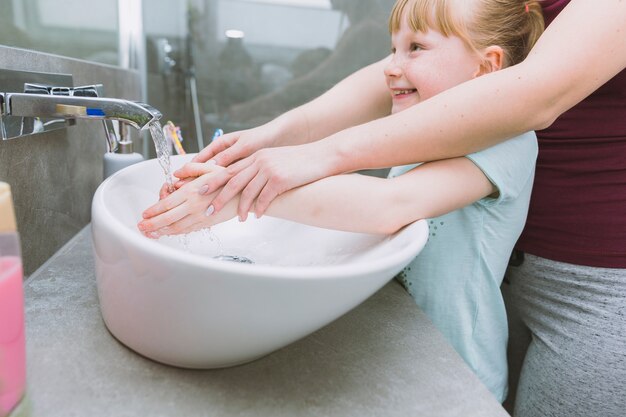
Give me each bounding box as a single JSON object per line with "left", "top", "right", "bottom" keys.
{"left": 138, "top": 158, "right": 494, "bottom": 236}
{"left": 267, "top": 157, "right": 494, "bottom": 234}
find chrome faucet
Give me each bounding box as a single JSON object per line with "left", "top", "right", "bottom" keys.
{"left": 0, "top": 83, "right": 162, "bottom": 153}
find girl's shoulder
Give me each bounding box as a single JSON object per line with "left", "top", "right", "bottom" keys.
{"left": 466, "top": 131, "right": 537, "bottom": 204}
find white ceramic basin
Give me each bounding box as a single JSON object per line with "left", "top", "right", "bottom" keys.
{"left": 91, "top": 155, "right": 428, "bottom": 368}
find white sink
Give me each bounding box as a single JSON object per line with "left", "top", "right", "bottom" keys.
{"left": 91, "top": 155, "right": 428, "bottom": 368}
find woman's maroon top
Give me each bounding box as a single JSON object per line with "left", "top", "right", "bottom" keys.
{"left": 516, "top": 0, "right": 626, "bottom": 267}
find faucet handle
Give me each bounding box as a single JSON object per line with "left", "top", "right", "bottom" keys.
{"left": 23, "top": 83, "right": 71, "bottom": 96}
{"left": 71, "top": 85, "right": 104, "bottom": 97}
{"left": 23, "top": 83, "right": 105, "bottom": 98}
{"left": 23, "top": 84, "right": 51, "bottom": 95}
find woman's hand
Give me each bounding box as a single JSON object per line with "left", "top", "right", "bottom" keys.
{"left": 206, "top": 142, "right": 335, "bottom": 222}
{"left": 193, "top": 124, "right": 283, "bottom": 167}
{"left": 154, "top": 122, "right": 293, "bottom": 200}
{"left": 153, "top": 124, "right": 282, "bottom": 201}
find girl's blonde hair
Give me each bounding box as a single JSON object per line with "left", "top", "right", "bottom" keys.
{"left": 389, "top": 0, "right": 544, "bottom": 67}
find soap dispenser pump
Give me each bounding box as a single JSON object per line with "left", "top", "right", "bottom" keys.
{"left": 103, "top": 122, "right": 144, "bottom": 178}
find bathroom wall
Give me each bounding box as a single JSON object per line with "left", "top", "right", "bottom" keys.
{"left": 0, "top": 46, "right": 142, "bottom": 276}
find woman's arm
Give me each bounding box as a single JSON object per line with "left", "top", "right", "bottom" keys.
{"left": 164, "top": 59, "right": 390, "bottom": 200}
{"left": 211, "top": 0, "right": 626, "bottom": 217}
{"left": 193, "top": 59, "right": 391, "bottom": 166}
{"left": 324, "top": 0, "right": 626, "bottom": 170}
{"left": 298, "top": 57, "right": 391, "bottom": 144}
{"left": 138, "top": 158, "right": 494, "bottom": 236}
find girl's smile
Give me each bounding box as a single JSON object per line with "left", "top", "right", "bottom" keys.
{"left": 390, "top": 87, "right": 418, "bottom": 100}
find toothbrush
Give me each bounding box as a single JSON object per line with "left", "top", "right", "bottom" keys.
{"left": 166, "top": 121, "right": 186, "bottom": 155}
{"left": 211, "top": 128, "right": 224, "bottom": 143}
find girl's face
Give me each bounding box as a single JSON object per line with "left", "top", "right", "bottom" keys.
{"left": 385, "top": 17, "right": 483, "bottom": 114}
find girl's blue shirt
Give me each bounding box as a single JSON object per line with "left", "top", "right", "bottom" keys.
{"left": 389, "top": 130, "right": 538, "bottom": 401}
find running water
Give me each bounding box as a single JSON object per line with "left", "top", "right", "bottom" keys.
{"left": 200, "top": 228, "right": 224, "bottom": 256}
{"left": 148, "top": 121, "right": 175, "bottom": 193}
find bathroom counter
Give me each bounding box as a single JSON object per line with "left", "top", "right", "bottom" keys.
{"left": 19, "top": 227, "right": 509, "bottom": 417}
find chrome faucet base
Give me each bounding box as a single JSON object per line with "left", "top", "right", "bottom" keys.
{"left": 0, "top": 68, "right": 162, "bottom": 154}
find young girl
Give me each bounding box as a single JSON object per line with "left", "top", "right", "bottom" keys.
{"left": 139, "top": 0, "right": 544, "bottom": 402}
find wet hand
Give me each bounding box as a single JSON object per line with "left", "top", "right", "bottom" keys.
{"left": 209, "top": 144, "right": 331, "bottom": 222}
{"left": 138, "top": 164, "right": 238, "bottom": 237}
{"left": 156, "top": 162, "right": 212, "bottom": 201}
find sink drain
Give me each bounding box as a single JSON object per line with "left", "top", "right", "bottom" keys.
{"left": 213, "top": 255, "right": 254, "bottom": 264}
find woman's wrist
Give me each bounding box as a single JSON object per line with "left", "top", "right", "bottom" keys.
{"left": 307, "top": 137, "right": 352, "bottom": 178}
{"left": 262, "top": 107, "right": 312, "bottom": 147}
{"left": 322, "top": 124, "right": 375, "bottom": 175}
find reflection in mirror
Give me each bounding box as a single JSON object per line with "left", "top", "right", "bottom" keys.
{"left": 142, "top": 0, "right": 395, "bottom": 155}
{"left": 0, "top": 0, "right": 119, "bottom": 65}
{"left": 205, "top": 0, "right": 395, "bottom": 130}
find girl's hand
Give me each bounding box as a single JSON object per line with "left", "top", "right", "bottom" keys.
{"left": 137, "top": 164, "right": 238, "bottom": 237}
{"left": 156, "top": 161, "right": 214, "bottom": 201}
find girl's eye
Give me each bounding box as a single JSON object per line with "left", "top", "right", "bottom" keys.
{"left": 410, "top": 43, "right": 422, "bottom": 52}
{"left": 391, "top": 46, "right": 397, "bottom": 54}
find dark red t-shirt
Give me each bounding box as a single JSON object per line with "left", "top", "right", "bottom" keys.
{"left": 516, "top": 0, "right": 626, "bottom": 267}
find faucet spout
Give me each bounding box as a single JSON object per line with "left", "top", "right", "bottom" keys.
{"left": 2, "top": 93, "right": 161, "bottom": 131}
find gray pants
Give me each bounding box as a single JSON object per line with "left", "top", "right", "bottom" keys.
{"left": 503, "top": 253, "right": 626, "bottom": 417}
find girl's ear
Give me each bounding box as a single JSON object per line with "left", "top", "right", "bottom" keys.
{"left": 475, "top": 45, "right": 504, "bottom": 77}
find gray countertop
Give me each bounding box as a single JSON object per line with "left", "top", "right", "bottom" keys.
{"left": 17, "top": 227, "right": 508, "bottom": 417}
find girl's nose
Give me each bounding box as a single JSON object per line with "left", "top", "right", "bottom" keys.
{"left": 384, "top": 56, "right": 402, "bottom": 78}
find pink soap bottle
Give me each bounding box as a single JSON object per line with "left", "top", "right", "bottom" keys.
{"left": 0, "top": 182, "right": 26, "bottom": 417}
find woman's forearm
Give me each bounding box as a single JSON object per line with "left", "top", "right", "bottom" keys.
{"left": 313, "top": 0, "right": 626, "bottom": 174}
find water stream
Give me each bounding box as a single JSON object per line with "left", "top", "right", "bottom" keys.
{"left": 148, "top": 121, "right": 175, "bottom": 193}
{"left": 147, "top": 121, "right": 248, "bottom": 263}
